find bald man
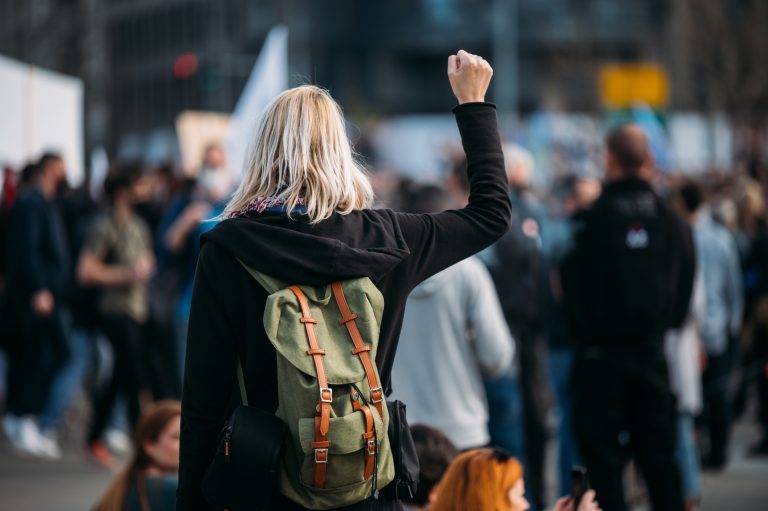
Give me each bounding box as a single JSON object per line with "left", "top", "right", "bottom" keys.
{"left": 561, "top": 124, "right": 695, "bottom": 511}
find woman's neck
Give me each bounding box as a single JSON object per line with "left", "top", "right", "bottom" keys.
{"left": 112, "top": 200, "right": 134, "bottom": 222}
{"left": 144, "top": 465, "right": 174, "bottom": 478}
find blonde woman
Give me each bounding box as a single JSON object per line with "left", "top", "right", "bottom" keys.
{"left": 177, "top": 50, "right": 511, "bottom": 511}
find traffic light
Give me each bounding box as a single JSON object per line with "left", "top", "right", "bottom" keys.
{"left": 173, "top": 52, "right": 199, "bottom": 79}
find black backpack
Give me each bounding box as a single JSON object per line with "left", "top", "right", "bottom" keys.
{"left": 488, "top": 192, "right": 547, "bottom": 327}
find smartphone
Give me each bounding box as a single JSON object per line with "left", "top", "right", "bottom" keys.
{"left": 571, "top": 466, "right": 589, "bottom": 508}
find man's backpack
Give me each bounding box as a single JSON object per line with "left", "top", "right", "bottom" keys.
{"left": 239, "top": 260, "right": 395, "bottom": 510}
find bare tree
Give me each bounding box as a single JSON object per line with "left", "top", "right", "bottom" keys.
{"left": 680, "top": 0, "right": 768, "bottom": 124}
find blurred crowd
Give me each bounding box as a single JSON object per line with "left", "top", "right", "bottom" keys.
{"left": 0, "top": 143, "right": 230, "bottom": 469}
{"left": 0, "top": 125, "right": 767, "bottom": 511}
{"left": 391, "top": 130, "right": 768, "bottom": 511}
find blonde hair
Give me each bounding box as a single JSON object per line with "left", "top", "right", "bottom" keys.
{"left": 222, "top": 85, "right": 374, "bottom": 223}
{"left": 431, "top": 448, "right": 524, "bottom": 511}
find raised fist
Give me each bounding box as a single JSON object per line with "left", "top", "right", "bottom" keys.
{"left": 447, "top": 50, "right": 493, "bottom": 105}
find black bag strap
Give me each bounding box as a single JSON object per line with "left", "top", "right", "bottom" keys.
{"left": 237, "top": 357, "right": 249, "bottom": 406}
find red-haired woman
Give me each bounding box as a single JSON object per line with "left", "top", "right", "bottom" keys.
{"left": 431, "top": 448, "right": 600, "bottom": 511}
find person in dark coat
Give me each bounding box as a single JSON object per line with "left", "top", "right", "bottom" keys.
{"left": 562, "top": 124, "right": 695, "bottom": 511}
{"left": 177, "top": 51, "right": 510, "bottom": 511}
{"left": 484, "top": 143, "right": 552, "bottom": 511}
{"left": 2, "top": 153, "right": 70, "bottom": 459}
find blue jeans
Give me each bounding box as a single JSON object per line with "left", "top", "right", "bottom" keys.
{"left": 484, "top": 375, "right": 538, "bottom": 509}
{"left": 484, "top": 375, "right": 525, "bottom": 459}
{"left": 676, "top": 412, "right": 702, "bottom": 500}
{"left": 550, "top": 347, "right": 582, "bottom": 496}
{"left": 39, "top": 328, "right": 92, "bottom": 431}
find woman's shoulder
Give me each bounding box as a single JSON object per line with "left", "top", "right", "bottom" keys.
{"left": 144, "top": 475, "right": 178, "bottom": 510}
{"left": 193, "top": 235, "right": 249, "bottom": 293}
{"left": 198, "top": 232, "right": 239, "bottom": 266}
{"left": 122, "top": 475, "right": 178, "bottom": 510}
{"left": 145, "top": 474, "right": 179, "bottom": 492}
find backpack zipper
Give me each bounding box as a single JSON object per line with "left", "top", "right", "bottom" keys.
{"left": 224, "top": 428, "right": 232, "bottom": 462}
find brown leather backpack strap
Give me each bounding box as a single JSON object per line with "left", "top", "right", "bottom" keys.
{"left": 350, "top": 389, "right": 376, "bottom": 481}
{"left": 332, "top": 282, "right": 384, "bottom": 417}
{"left": 289, "top": 285, "right": 332, "bottom": 488}
{"left": 310, "top": 417, "right": 331, "bottom": 488}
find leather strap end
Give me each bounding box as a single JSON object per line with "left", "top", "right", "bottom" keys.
{"left": 319, "top": 404, "right": 331, "bottom": 436}
{"left": 314, "top": 459, "right": 327, "bottom": 488}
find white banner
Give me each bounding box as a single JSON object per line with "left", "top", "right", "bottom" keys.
{"left": 0, "top": 54, "right": 84, "bottom": 186}
{"left": 226, "top": 25, "right": 288, "bottom": 179}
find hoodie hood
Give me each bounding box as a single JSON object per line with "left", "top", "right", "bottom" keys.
{"left": 202, "top": 210, "right": 411, "bottom": 286}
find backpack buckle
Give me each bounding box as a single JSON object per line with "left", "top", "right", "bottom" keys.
{"left": 314, "top": 448, "right": 329, "bottom": 464}
{"left": 366, "top": 438, "right": 377, "bottom": 456}
{"left": 370, "top": 387, "right": 383, "bottom": 404}
{"left": 320, "top": 387, "right": 333, "bottom": 403}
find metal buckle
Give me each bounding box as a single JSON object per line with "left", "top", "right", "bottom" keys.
{"left": 370, "top": 387, "right": 383, "bottom": 403}
{"left": 366, "top": 439, "right": 376, "bottom": 456}
{"left": 320, "top": 387, "right": 333, "bottom": 403}
{"left": 314, "top": 448, "right": 328, "bottom": 464}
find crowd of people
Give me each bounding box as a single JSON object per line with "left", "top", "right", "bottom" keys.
{"left": 0, "top": 144, "right": 229, "bottom": 467}
{"left": 393, "top": 128, "right": 768, "bottom": 511}
{"left": 0, "top": 58, "right": 767, "bottom": 511}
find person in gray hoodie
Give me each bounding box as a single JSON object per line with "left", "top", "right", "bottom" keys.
{"left": 390, "top": 184, "right": 515, "bottom": 450}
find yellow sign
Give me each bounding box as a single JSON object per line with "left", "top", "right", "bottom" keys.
{"left": 600, "top": 64, "right": 669, "bottom": 109}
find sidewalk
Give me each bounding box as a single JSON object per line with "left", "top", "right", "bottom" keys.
{"left": 0, "top": 416, "right": 766, "bottom": 510}
{"left": 699, "top": 421, "right": 768, "bottom": 511}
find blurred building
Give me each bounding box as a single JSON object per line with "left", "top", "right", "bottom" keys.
{"left": 320, "top": 1, "right": 678, "bottom": 115}
{"left": 0, "top": 0, "right": 724, "bottom": 158}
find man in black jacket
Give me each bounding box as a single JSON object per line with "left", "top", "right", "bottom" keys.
{"left": 562, "top": 124, "right": 694, "bottom": 511}
{"left": 3, "top": 153, "right": 70, "bottom": 458}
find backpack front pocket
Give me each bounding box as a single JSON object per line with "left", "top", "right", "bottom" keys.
{"left": 297, "top": 409, "right": 384, "bottom": 490}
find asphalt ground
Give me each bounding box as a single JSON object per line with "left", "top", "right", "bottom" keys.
{"left": 0, "top": 408, "right": 766, "bottom": 510}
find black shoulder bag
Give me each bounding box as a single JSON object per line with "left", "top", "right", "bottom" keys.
{"left": 202, "top": 359, "right": 288, "bottom": 511}
{"left": 382, "top": 399, "right": 420, "bottom": 501}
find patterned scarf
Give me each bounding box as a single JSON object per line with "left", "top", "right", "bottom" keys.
{"left": 228, "top": 196, "right": 307, "bottom": 218}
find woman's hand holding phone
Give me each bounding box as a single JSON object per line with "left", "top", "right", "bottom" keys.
{"left": 553, "top": 489, "right": 601, "bottom": 511}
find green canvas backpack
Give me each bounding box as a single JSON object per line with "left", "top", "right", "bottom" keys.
{"left": 237, "top": 260, "right": 395, "bottom": 510}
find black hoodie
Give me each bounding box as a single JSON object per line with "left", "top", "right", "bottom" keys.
{"left": 177, "top": 103, "right": 511, "bottom": 511}
{"left": 560, "top": 177, "right": 695, "bottom": 346}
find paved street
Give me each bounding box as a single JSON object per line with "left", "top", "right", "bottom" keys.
{"left": 1, "top": 416, "right": 767, "bottom": 510}
{"left": 697, "top": 420, "right": 768, "bottom": 511}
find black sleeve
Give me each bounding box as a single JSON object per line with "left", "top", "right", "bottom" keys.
{"left": 669, "top": 214, "right": 696, "bottom": 329}
{"left": 11, "top": 199, "right": 47, "bottom": 296}
{"left": 392, "top": 102, "right": 511, "bottom": 285}
{"left": 177, "top": 244, "right": 239, "bottom": 511}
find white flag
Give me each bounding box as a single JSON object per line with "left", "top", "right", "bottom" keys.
{"left": 89, "top": 145, "right": 109, "bottom": 200}
{"left": 226, "top": 26, "right": 288, "bottom": 179}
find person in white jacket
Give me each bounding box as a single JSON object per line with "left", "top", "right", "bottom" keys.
{"left": 665, "top": 271, "right": 706, "bottom": 510}
{"left": 391, "top": 184, "right": 515, "bottom": 450}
